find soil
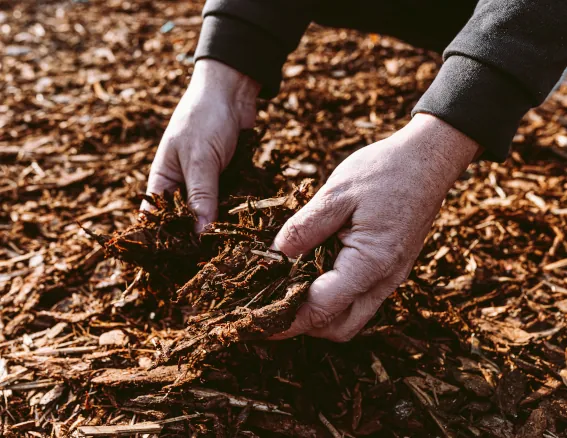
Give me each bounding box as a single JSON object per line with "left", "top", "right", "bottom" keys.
{"left": 1, "top": 1, "right": 566, "bottom": 437}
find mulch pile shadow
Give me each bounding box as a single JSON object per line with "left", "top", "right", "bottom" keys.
{"left": 1, "top": 1, "right": 567, "bottom": 437}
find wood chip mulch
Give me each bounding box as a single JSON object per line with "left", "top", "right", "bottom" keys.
{"left": 1, "top": 1, "right": 566, "bottom": 437}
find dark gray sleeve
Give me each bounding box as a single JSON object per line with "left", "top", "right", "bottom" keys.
{"left": 194, "top": 0, "right": 320, "bottom": 98}
{"left": 412, "top": 0, "right": 567, "bottom": 161}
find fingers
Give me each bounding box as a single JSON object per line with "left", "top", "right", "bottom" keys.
{"left": 143, "top": 146, "right": 184, "bottom": 212}
{"left": 143, "top": 136, "right": 221, "bottom": 232}
{"left": 272, "top": 244, "right": 389, "bottom": 339}
{"left": 273, "top": 187, "right": 353, "bottom": 257}
{"left": 307, "top": 280, "right": 395, "bottom": 342}
{"left": 146, "top": 161, "right": 183, "bottom": 197}
{"left": 270, "top": 273, "right": 353, "bottom": 339}
{"left": 181, "top": 151, "right": 220, "bottom": 233}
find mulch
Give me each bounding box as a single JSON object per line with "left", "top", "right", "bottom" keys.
{"left": 1, "top": 1, "right": 567, "bottom": 437}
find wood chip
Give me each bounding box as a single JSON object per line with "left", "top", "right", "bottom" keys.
{"left": 78, "top": 423, "right": 163, "bottom": 437}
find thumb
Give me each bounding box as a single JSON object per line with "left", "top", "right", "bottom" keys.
{"left": 272, "top": 244, "right": 389, "bottom": 340}
{"left": 273, "top": 188, "right": 352, "bottom": 257}
{"left": 183, "top": 155, "right": 220, "bottom": 233}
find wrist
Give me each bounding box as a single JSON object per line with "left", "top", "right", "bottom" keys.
{"left": 193, "top": 59, "right": 260, "bottom": 103}
{"left": 190, "top": 59, "right": 259, "bottom": 128}
{"left": 403, "top": 114, "right": 480, "bottom": 181}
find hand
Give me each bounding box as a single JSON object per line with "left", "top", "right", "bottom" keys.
{"left": 144, "top": 59, "right": 260, "bottom": 231}
{"left": 272, "top": 114, "right": 480, "bottom": 342}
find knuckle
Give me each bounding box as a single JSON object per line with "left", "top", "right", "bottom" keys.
{"left": 341, "top": 247, "right": 384, "bottom": 291}
{"left": 147, "top": 166, "right": 183, "bottom": 192}
{"left": 280, "top": 191, "right": 344, "bottom": 254}
{"left": 337, "top": 242, "right": 403, "bottom": 295}
{"left": 342, "top": 270, "right": 373, "bottom": 295}
{"left": 189, "top": 148, "right": 220, "bottom": 170}
{"left": 306, "top": 304, "right": 334, "bottom": 330}
{"left": 316, "top": 194, "right": 342, "bottom": 217}
{"left": 357, "top": 238, "right": 401, "bottom": 280}
{"left": 203, "top": 138, "right": 227, "bottom": 169}
{"left": 372, "top": 253, "right": 397, "bottom": 280}
{"left": 187, "top": 187, "right": 215, "bottom": 204}
{"left": 160, "top": 130, "right": 184, "bottom": 151}
{"left": 281, "top": 220, "right": 310, "bottom": 254}
{"left": 318, "top": 181, "right": 351, "bottom": 206}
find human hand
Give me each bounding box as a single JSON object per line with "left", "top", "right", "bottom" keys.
{"left": 144, "top": 59, "right": 260, "bottom": 231}
{"left": 272, "top": 114, "right": 480, "bottom": 342}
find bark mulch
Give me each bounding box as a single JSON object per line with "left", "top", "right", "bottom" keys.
{"left": 1, "top": 1, "right": 566, "bottom": 437}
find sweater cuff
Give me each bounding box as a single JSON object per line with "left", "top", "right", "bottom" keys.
{"left": 412, "top": 56, "right": 533, "bottom": 162}
{"left": 195, "top": 15, "right": 287, "bottom": 99}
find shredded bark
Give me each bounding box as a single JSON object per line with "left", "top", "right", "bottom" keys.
{"left": 1, "top": 1, "right": 566, "bottom": 437}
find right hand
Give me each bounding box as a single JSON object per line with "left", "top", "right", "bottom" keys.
{"left": 271, "top": 114, "right": 479, "bottom": 342}
{"left": 144, "top": 59, "right": 260, "bottom": 232}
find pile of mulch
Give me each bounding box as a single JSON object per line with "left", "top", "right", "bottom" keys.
{"left": 1, "top": 1, "right": 566, "bottom": 437}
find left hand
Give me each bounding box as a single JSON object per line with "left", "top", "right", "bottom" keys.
{"left": 144, "top": 60, "right": 259, "bottom": 232}
{"left": 272, "top": 114, "right": 480, "bottom": 342}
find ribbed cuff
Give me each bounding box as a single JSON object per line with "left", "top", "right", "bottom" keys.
{"left": 195, "top": 15, "right": 287, "bottom": 99}
{"left": 412, "top": 56, "right": 533, "bottom": 162}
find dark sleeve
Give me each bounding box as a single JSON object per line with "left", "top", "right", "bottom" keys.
{"left": 412, "top": 0, "right": 567, "bottom": 161}
{"left": 194, "top": 0, "right": 320, "bottom": 98}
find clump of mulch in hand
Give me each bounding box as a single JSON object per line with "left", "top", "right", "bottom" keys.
{"left": 90, "top": 178, "right": 338, "bottom": 381}
{"left": 85, "top": 190, "right": 204, "bottom": 303}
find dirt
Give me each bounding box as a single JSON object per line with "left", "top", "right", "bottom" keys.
{"left": 1, "top": 1, "right": 566, "bottom": 437}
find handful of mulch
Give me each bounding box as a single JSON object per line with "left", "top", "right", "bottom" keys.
{"left": 88, "top": 178, "right": 338, "bottom": 383}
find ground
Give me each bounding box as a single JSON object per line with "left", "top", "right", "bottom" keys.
{"left": 1, "top": 1, "right": 567, "bottom": 437}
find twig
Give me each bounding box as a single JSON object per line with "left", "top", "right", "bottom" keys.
{"left": 318, "top": 413, "right": 341, "bottom": 438}
{"left": 0, "top": 368, "right": 30, "bottom": 388}
{"left": 273, "top": 375, "right": 302, "bottom": 388}
{"left": 543, "top": 258, "right": 567, "bottom": 271}
{"left": 0, "top": 250, "right": 44, "bottom": 268}
{"left": 0, "top": 267, "right": 34, "bottom": 284}
{"left": 243, "top": 278, "right": 285, "bottom": 309}
{"left": 10, "top": 420, "right": 35, "bottom": 429}
{"left": 250, "top": 249, "right": 298, "bottom": 264}
{"left": 5, "top": 380, "right": 60, "bottom": 391}
{"left": 404, "top": 378, "right": 454, "bottom": 438}
{"left": 77, "top": 423, "right": 162, "bottom": 437}
{"left": 78, "top": 414, "right": 211, "bottom": 437}
{"left": 5, "top": 346, "right": 98, "bottom": 358}
{"left": 156, "top": 414, "right": 202, "bottom": 424}
{"left": 370, "top": 352, "right": 390, "bottom": 384}
{"left": 188, "top": 387, "right": 290, "bottom": 415}
{"left": 228, "top": 196, "right": 288, "bottom": 214}
{"left": 526, "top": 191, "right": 548, "bottom": 212}
{"left": 75, "top": 201, "right": 131, "bottom": 223}
{"left": 112, "top": 268, "right": 144, "bottom": 307}
{"left": 544, "top": 280, "right": 567, "bottom": 294}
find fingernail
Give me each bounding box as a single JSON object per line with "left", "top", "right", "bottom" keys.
{"left": 140, "top": 200, "right": 150, "bottom": 212}
{"left": 138, "top": 200, "right": 153, "bottom": 222}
